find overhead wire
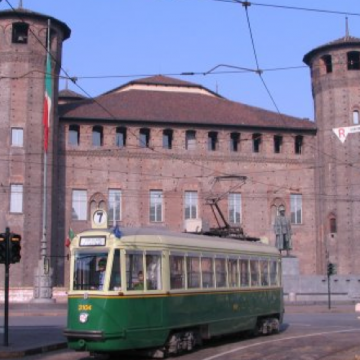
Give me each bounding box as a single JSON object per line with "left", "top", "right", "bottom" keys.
{"left": 214, "top": 0, "right": 360, "bottom": 17}
{"left": 3, "top": 0, "right": 360, "bottom": 198}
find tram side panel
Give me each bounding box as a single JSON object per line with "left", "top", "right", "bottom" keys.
{"left": 163, "top": 288, "right": 282, "bottom": 338}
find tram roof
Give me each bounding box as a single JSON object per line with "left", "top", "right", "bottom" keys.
{"left": 77, "top": 227, "right": 279, "bottom": 256}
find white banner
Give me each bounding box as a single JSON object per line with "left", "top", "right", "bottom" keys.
{"left": 333, "top": 125, "right": 360, "bottom": 143}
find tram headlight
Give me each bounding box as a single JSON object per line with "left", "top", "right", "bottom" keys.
{"left": 79, "top": 312, "right": 89, "bottom": 323}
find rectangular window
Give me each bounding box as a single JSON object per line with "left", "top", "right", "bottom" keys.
{"left": 126, "top": 251, "right": 144, "bottom": 290}
{"left": 260, "top": 259, "right": 269, "bottom": 286}
{"left": 150, "top": 190, "right": 163, "bottom": 222}
{"left": 207, "top": 132, "right": 218, "bottom": 151}
{"left": 163, "top": 129, "right": 173, "bottom": 149}
{"left": 291, "top": 194, "right": 302, "bottom": 224}
{"left": 139, "top": 128, "right": 150, "bottom": 148}
{"left": 201, "top": 256, "right": 214, "bottom": 288}
{"left": 187, "top": 255, "right": 200, "bottom": 288}
{"left": 12, "top": 23, "right": 28, "bottom": 44}
{"left": 10, "top": 184, "right": 23, "bottom": 213}
{"left": 228, "top": 258, "right": 238, "bottom": 287}
{"left": 110, "top": 249, "right": 121, "bottom": 291}
{"left": 73, "top": 251, "right": 108, "bottom": 291}
{"left": 146, "top": 253, "right": 162, "bottom": 290}
{"left": 228, "top": 193, "right": 241, "bottom": 224}
{"left": 252, "top": 134, "right": 262, "bottom": 153}
{"left": 108, "top": 189, "right": 121, "bottom": 225}
{"left": 69, "top": 125, "right": 80, "bottom": 146}
{"left": 170, "top": 254, "right": 185, "bottom": 289}
{"left": 184, "top": 191, "right": 198, "bottom": 220}
{"left": 353, "top": 111, "right": 359, "bottom": 125}
{"left": 295, "top": 135, "right": 303, "bottom": 155}
{"left": 269, "top": 260, "right": 278, "bottom": 286}
{"left": 215, "top": 258, "right": 227, "bottom": 287}
{"left": 274, "top": 135, "right": 282, "bottom": 154}
{"left": 230, "top": 132, "right": 240, "bottom": 152}
{"left": 92, "top": 126, "right": 103, "bottom": 147}
{"left": 185, "top": 130, "right": 196, "bottom": 150}
{"left": 116, "top": 127, "right": 126, "bottom": 147}
{"left": 250, "top": 259, "right": 259, "bottom": 286}
{"left": 11, "top": 128, "right": 23, "bottom": 147}
{"left": 240, "top": 258, "right": 249, "bottom": 287}
{"left": 72, "top": 190, "right": 87, "bottom": 220}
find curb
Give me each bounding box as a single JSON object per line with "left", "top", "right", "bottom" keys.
{"left": 4, "top": 312, "right": 67, "bottom": 317}
{"left": 0, "top": 342, "right": 67, "bottom": 359}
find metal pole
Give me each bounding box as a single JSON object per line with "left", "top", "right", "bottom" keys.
{"left": 4, "top": 227, "right": 10, "bottom": 346}
{"left": 33, "top": 19, "right": 54, "bottom": 302}
{"left": 327, "top": 273, "right": 331, "bottom": 310}
{"left": 41, "top": 20, "right": 50, "bottom": 266}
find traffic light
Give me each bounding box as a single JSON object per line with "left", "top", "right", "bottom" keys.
{"left": 9, "top": 233, "right": 21, "bottom": 264}
{"left": 0, "top": 233, "right": 6, "bottom": 264}
{"left": 327, "top": 262, "right": 336, "bottom": 276}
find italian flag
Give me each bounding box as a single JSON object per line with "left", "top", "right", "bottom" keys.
{"left": 43, "top": 33, "right": 52, "bottom": 153}
{"left": 65, "top": 228, "right": 75, "bottom": 247}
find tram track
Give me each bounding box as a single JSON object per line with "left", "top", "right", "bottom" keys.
{"left": 189, "top": 328, "right": 360, "bottom": 360}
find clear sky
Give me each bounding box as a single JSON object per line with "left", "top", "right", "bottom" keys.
{"left": 7, "top": 0, "right": 360, "bottom": 120}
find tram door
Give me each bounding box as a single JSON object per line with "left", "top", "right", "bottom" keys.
{"left": 126, "top": 250, "right": 163, "bottom": 327}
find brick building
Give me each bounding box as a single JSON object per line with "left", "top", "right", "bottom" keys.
{"left": 1, "top": 7, "right": 360, "bottom": 298}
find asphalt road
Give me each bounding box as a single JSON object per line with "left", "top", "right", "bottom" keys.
{"left": 20, "top": 310, "right": 360, "bottom": 360}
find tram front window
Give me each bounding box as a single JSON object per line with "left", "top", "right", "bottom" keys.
{"left": 110, "top": 249, "right": 121, "bottom": 290}
{"left": 73, "top": 252, "right": 108, "bottom": 291}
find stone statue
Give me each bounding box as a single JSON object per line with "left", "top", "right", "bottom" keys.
{"left": 274, "top": 206, "right": 292, "bottom": 256}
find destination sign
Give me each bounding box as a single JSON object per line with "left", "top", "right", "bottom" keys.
{"left": 79, "top": 237, "right": 106, "bottom": 247}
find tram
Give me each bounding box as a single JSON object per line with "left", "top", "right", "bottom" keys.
{"left": 64, "top": 209, "right": 283, "bottom": 357}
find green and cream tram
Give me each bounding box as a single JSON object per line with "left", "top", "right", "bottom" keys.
{"left": 64, "top": 210, "right": 283, "bottom": 356}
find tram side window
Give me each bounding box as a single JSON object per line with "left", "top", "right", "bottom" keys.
{"left": 170, "top": 255, "right": 185, "bottom": 289}
{"left": 110, "top": 250, "right": 121, "bottom": 291}
{"left": 260, "top": 260, "right": 269, "bottom": 286}
{"left": 73, "top": 252, "right": 108, "bottom": 291}
{"left": 201, "top": 256, "right": 214, "bottom": 288}
{"left": 215, "top": 258, "right": 227, "bottom": 288}
{"left": 228, "top": 258, "right": 238, "bottom": 287}
{"left": 250, "top": 259, "right": 260, "bottom": 286}
{"left": 126, "top": 251, "right": 144, "bottom": 290}
{"left": 146, "top": 253, "right": 162, "bottom": 290}
{"left": 240, "top": 258, "right": 250, "bottom": 287}
{"left": 187, "top": 255, "right": 200, "bottom": 288}
{"left": 269, "top": 260, "right": 278, "bottom": 286}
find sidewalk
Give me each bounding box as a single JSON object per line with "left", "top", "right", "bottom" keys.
{"left": 0, "top": 303, "right": 67, "bottom": 358}
{"left": 0, "top": 302, "right": 357, "bottom": 358}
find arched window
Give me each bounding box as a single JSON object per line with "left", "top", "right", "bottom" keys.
{"left": 69, "top": 125, "right": 80, "bottom": 146}
{"left": 347, "top": 51, "right": 360, "bottom": 70}
{"left": 321, "top": 54, "right": 332, "bottom": 74}
{"left": 92, "top": 126, "right": 103, "bottom": 146}
{"left": 353, "top": 110, "right": 359, "bottom": 125}
{"left": 89, "top": 192, "right": 107, "bottom": 220}
{"left": 116, "top": 127, "right": 126, "bottom": 147}
{"left": 12, "top": 22, "right": 29, "bottom": 44}
{"left": 330, "top": 217, "right": 337, "bottom": 234}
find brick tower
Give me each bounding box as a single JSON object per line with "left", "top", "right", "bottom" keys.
{"left": 0, "top": 6, "right": 70, "bottom": 289}
{"left": 304, "top": 32, "right": 360, "bottom": 275}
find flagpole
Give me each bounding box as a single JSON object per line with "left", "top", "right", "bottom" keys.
{"left": 33, "top": 19, "right": 54, "bottom": 302}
